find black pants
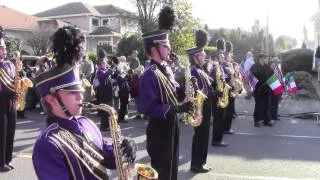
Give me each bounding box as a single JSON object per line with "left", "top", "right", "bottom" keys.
{"left": 118, "top": 90, "right": 129, "bottom": 121}
{"left": 270, "top": 94, "right": 281, "bottom": 119}
{"left": 98, "top": 101, "right": 112, "bottom": 130}
{"left": 254, "top": 92, "right": 271, "bottom": 123}
{"left": 0, "top": 99, "right": 16, "bottom": 166}
{"left": 224, "top": 97, "right": 234, "bottom": 132}
{"left": 147, "top": 116, "right": 179, "bottom": 180}
{"left": 191, "top": 94, "right": 212, "bottom": 167}
{"left": 211, "top": 94, "right": 226, "bottom": 143}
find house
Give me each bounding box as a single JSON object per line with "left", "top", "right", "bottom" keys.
{"left": 0, "top": 5, "right": 70, "bottom": 55}
{"left": 0, "top": 5, "right": 38, "bottom": 53}
{"left": 34, "top": 2, "right": 139, "bottom": 53}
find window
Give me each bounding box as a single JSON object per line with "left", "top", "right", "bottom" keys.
{"left": 102, "top": 18, "right": 118, "bottom": 26}
{"left": 92, "top": 18, "right": 99, "bottom": 26}
{"left": 102, "top": 19, "right": 110, "bottom": 26}
{"left": 98, "top": 41, "right": 111, "bottom": 46}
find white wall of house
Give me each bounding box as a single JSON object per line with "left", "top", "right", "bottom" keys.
{"left": 58, "top": 16, "right": 91, "bottom": 32}
{"left": 86, "top": 35, "right": 121, "bottom": 53}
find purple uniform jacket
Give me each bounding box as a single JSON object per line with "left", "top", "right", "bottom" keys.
{"left": 221, "top": 62, "right": 231, "bottom": 83}
{"left": 32, "top": 116, "right": 116, "bottom": 180}
{"left": 191, "top": 66, "right": 213, "bottom": 96}
{"left": 0, "top": 60, "right": 15, "bottom": 93}
{"left": 97, "top": 68, "right": 114, "bottom": 87}
{"left": 138, "top": 60, "right": 181, "bottom": 119}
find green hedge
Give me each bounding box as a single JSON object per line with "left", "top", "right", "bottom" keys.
{"left": 281, "top": 48, "right": 314, "bottom": 75}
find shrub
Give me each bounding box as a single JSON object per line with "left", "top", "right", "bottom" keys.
{"left": 281, "top": 48, "right": 313, "bottom": 75}
{"left": 117, "top": 34, "right": 148, "bottom": 65}
{"left": 87, "top": 51, "right": 97, "bottom": 64}
{"left": 290, "top": 71, "right": 318, "bottom": 99}
{"left": 204, "top": 46, "right": 217, "bottom": 55}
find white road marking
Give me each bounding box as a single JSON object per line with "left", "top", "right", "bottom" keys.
{"left": 212, "top": 172, "right": 317, "bottom": 180}
{"left": 236, "top": 132, "right": 320, "bottom": 139}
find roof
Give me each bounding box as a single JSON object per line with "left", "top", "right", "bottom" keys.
{"left": 0, "top": 5, "right": 38, "bottom": 30}
{"left": 37, "top": 19, "right": 72, "bottom": 28}
{"left": 89, "top": 26, "right": 120, "bottom": 36}
{"left": 34, "top": 2, "right": 100, "bottom": 17}
{"left": 94, "top": 4, "right": 135, "bottom": 16}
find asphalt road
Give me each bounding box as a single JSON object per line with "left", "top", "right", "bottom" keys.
{"left": 1, "top": 97, "right": 320, "bottom": 180}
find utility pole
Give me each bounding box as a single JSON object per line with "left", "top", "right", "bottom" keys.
{"left": 266, "top": 10, "right": 269, "bottom": 56}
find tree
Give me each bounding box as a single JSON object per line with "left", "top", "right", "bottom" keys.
{"left": 301, "top": 42, "right": 307, "bottom": 49}
{"left": 4, "top": 37, "right": 21, "bottom": 60}
{"left": 134, "top": 0, "right": 172, "bottom": 33}
{"left": 303, "top": 25, "right": 308, "bottom": 43}
{"left": 117, "top": 34, "right": 148, "bottom": 64}
{"left": 275, "top": 35, "right": 297, "bottom": 51}
{"left": 26, "top": 27, "right": 54, "bottom": 56}
{"left": 169, "top": 0, "right": 200, "bottom": 55}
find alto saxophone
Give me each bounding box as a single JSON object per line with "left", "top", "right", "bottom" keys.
{"left": 83, "top": 103, "right": 158, "bottom": 180}
{"left": 184, "top": 61, "right": 207, "bottom": 127}
{"left": 230, "top": 62, "right": 243, "bottom": 98}
{"left": 214, "top": 62, "right": 231, "bottom": 108}
{"left": 16, "top": 77, "right": 33, "bottom": 111}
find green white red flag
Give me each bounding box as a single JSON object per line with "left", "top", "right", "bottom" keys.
{"left": 266, "top": 74, "right": 284, "bottom": 95}
{"left": 284, "top": 73, "right": 298, "bottom": 95}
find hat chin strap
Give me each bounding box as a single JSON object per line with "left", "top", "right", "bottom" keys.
{"left": 155, "top": 44, "right": 165, "bottom": 61}
{"left": 54, "top": 92, "right": 72, "bottom": 117}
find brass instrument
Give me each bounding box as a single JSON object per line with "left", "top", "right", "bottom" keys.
{"left": 230, "top": 62, "right": 243, "bottom": 98}
{"left": 81, "top": 78, "right": 95, "bottom": 102}
{"left": 214, "top": 62, "right": 231, "bottom": 108}
{"left": 184, "top": 60, "right": 207, "bottom": 127}
{"left": 83, "top": 103, "right": 158, "bottom": 180}
{"left": 16, "top": 78, "right": 33, "bottom": 111}
{"left": 14, "top": 52, "right": 33, "bottom": 111}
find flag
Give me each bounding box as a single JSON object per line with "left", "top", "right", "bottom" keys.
{"left": 239, "top": 59, "right": 258, "bottom": 89}
{"left": 247, "top": 71, "right": 259, "bottom": 89}
{"left": 266, "top": 74, "right": 284, "bottom": 95}
{"left": 285, "top": 74, "right": 298, "bottom": 94}
{"left": 274, "top": 65, "right": 284, "bottom": 86}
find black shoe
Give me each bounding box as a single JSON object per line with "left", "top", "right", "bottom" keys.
{"left": 6, "top": 163, "right": 14, "bottom": 170}
{"left": 211, "top": 141, "right": 228, "bottom": 147}
{"left": 190, "top": 165, "right": 212, "bottom": 173}
{"left": 224, "top": 129, "right": 235, "bottom": 134}
{"left": 254, "top": 122, "right": 261, "bottom": 127}
{"left": 263, "top": 122, "right": 273, "bottom": 127}
{"left": 0, "top": 165, "right": 12, "bottom": 172}
{"left": 119, "top": 120, "right": 129, "bottom": 124}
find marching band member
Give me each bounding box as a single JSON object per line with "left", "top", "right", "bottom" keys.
{"left": 187, "top": 30, "right": 213, "bottom": 173}
{"left": 32, "top": 26, "right": 136, "bottom": 179}
{"left": 95, "top": 57, "right": 114, "bottom": 131}
{"left": 115, "top": 56, "right": 130, "bottom": 123}
{"left": 210, "top": 40, "right": 229, "bottom": 147}
{"left": 139, "top": 7, "right": 194, "bottom": 180}
{"left": 223, "top": 40, "right": 236, "bottom": 134}
{"left": 0, "top": 26, "right": 18, "bottom": 172}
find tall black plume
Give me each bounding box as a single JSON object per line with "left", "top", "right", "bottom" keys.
{"left": 195, "top": 30, "right": 208, "bottom": 48}
{"left": 158, "top": 6, "right": 176, "bottom": 31}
